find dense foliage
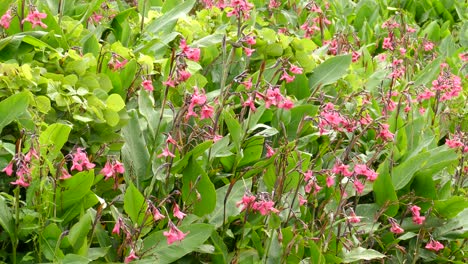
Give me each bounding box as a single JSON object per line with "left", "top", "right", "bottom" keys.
{"left": 0, "top": 0, "right": 467, "bottom": 263}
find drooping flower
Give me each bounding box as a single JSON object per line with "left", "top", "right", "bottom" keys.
{"left": 200, "top": 105, "right": 214, "bottom": 120}
{"left": 289, "top": 64, "right": 303, "bottom": 75}
{"left": 112, "top": 217, "right": 123, "bottom": 235}
{"left": 348, "top": 210, "right": 361, "bottom": 224}
{"left": 70, "top": 148, "right": 95, "bottom": 171}
{"left": 10, "top": 175, "right": 29, "bottom": 188}
{"left": 113, "top": 160, "right": 125, "bottom": 174}
{"left": 279, "top": 71, "right": 295, "bottom": 83}
{"left": 157, "top": 145, "right": 176, "bottom": 158}
{"left": 0, "top": 9, "right": 13, "bottom": 29}
{"left": 410, "top": 205, "right": 426, "bottom": 225}
{"left": 326, "top": 175, "right": 335, "bottom": 187}
{"left": 236, "top": 194, "right": 256, "bottom": 211}
{"left": 353, "top": 180, "right": 364, "bottom": 194}
{"left": 22, "top": 10, "right": 47, "bottom": 29}
{"left": 244, "top": 47, "right": 255, "bottom": 57}
{"left": 100, "top": 161, "right": 114, "bottom": 179}
{"left": 265, "top": 144, "right": 275, "bottom": 158}
{"left": 152, "top": 207, "right": 166, "bottom": 221}
{"left": 378, "top": 124, "right": 394, "bottom": 141}
{"left": 252, "top": 200, "right": 279, "bottom": 215}
{"left": 124, "top": 249, "right": 139, "bottom": 263}
{"left": 142, "top": 80, "right": 154, "bottom": 92}
{"left": 425, "top": 239, "right": 444, "bottom": 252}
{"left": 298, "top": 194, "right": 307, "bottom": 206}
{"left": 389, "top": 219, "right": 404, "bottom": 234}
{"left": 59, "top": 168, "right": 72, "bottom": 180}
{"left": 2, "top": 161, "right": 14, "bottom": 176}
{"left": 163, "top": 222, "right": 188, "bottom": 245}
{"left": 173, "top": 203, "right": 186, "bottom": 220}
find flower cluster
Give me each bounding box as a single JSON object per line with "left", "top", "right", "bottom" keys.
{"left": 2, "top": 147, "right": 39, "bottom": 188}
{"left": 318, "top": 103, "right": 356, "bottom": 134}
{"left": 22, "top": 10, "right": 47, "bottom": 29}
{"left": 226, "top": 0, "right": 254, "bottom": 20}
{"left": 0, "top": 9, "right": 12, "bottom": 29}
{"left": 410, "top": 205, "right": 426, "bottom": 225}
{"left": 300, "top": 3, "right": 331, "bottom": 38}
{"left": 100, "top": 158, "right": 125, "bottom": 189}
{"left": 163, "top": 222, "right": 188, "bottom": 245}
{"left": 236, "top": 193, "right": 279, "bottom": 215}
{"left": 70, "top": 148, "right": 96, "bottom": 171}
{"left": 445, "top": 132, "right": 467, "bottom": 153}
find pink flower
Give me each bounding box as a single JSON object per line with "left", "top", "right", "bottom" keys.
{"left": 353, "top": 180, "right": 364, "bottom": 194}
{"left": 351, "top": 51, "right": 360, "bottom": 62}
{"left": 244, "top": 47, "right": 255, "bottom": 57}
{"left": 279, "top": 98, "right": 294, "bottom": 109}
{"left": 326, "top": 175, "right": 335, "bottom": 187}
{"left": 70, "top": 148, "right": 95, "bottom": 171}
{"left": 177, "top": 70, "right": 191, "bottom": 82}
{"left": 152, "top": 207, "right": 165, "bottom": 221}
{"left": 11, "top": 176, "right": 29, "bottom": 188}
{"left": 252, "top": 200, "right": 279, "bottom": 215}
{"left": 185, "top": 48, "right": 201, "bottom": 62}
{"left": 289, "top": 64, "right": 303, "bottom": 75}
{"left": 424, "top": 41, "right": 434, "bottom": 51}
{"left": 348, "top": 210, "right": 361, "bottom": 223}
{"left": 410, "top": 205, "right": 426, "bottom": 225}
{"left": 390, "top": 220, "right": 404, "bottom": 234}
{"left": 112, "top": 218, "right": 123, "bottom": 235}
{"left": 410, "top": 205, "right": 421, "bottom": 215}
{"left": 236, "top": 194, "right": 256, "bottom": 211}
{"left": 332, "top": 163, "right": 353, "bottom": 177}
{"left": 377, "top": 53, "right": 387, "bottom": 62}
{"left": 113, "top": 160, "right": 125, "bottom": 174}
{"left": 2, "top": 161, "right": 14, "bottom": 176}
{"left": 100, "top": 161, "right": 114, "bottom": 179}
{"left": 244, "top": 36, "right": 256, "bottom": 45}
{"left": 243, "top": 96, "right": 256, "bottom": 112}
{"left": 163, "top": 223, "right": 188, "bottom": 245}
{"left": 173, "top": 203, "right": 186, "bottom": 220}
{"left": 241, "top": 78, "right": 253, "bottom": 90}
{"left": 280, "top": 71, "right": 295, "bottom": 83}
{"left": 382, "top": 37, "right": 394, "bottom": 50}
{"left": 22, "top": 10, "right": 47, "bottom": 29}
{"left": 425, "top": 239, "right": 444, "bottom": 252}
{"left": 268, "top": 0, "right": 281, "bottom": 9}
{"left": 200, "top": 105, "right": 214, "bottom": 120}
{"left": 413, "top": 215, "right": 426, "bottom": 225}
{"left": 298, "top": 194, "right": 307, "bottom": 206}
{"left": 266, "top": 144, "right": 275, "bottom": 158}
{"left": 90, "top": 12, "right": 103, "bottom": 24}
{"left": 0, "top": 9, "right": 13, "bottom": 29}
{"left": 399, "top": 48, "right": 406, "bottom": 56}
{"left": 166, "top": 134, "right": 177, "bottom": 145}
{"left": 162, "top": 78, "right": 176, "bottom": 87}
{"left": 158, "top": 145, "right": 176, "bottom": 158}
{"left": 59, "top": 168, "right": 72, "bottom": 180}
{"left": 142, "top": 80, "right": 154, "bottom": 92}
{"left": 378, "top": 124, "right": 394, "bottom": 141}
{"left": 124, "top": 249, "right": 138, "bottom": 263}
{"left": 109, "top": 58, "right": 128, "bottom": 71}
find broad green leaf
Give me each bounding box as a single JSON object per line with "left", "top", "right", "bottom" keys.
{"left": 39, "top": 123, "right": 72, "bottom": 157}
{"left": 171, "top": 140, "right": 213, "bottom": 173}
{"left": 0, "top": 92, "right": 29, "bottom": 134}
{"left": 56, "top": 170, "right": 95, "bottom": 211}
{"left": 40, "top": 223, "right": 64, "bottom": 261}
{"left": 61, "top": 254, "right": 91, "bottom": 264}
{"left": 192, "top": 34, "right": 224, "bottom": 48}
{"left": 31, "top": 95, "right": 51, "bottom": 113}
{"left": 341, "top": 247, "right": 386, "bottom": 263}
{"left": 309, "top": 54, "right": 352, "bottom": 90}
{"left": 223, "top": 109, "right": 243, "bottom": 150}
{"left": 392, "top": 152, "right": 431, "bottom": 190}
{"left": 209, "top": 178, "right": 252, "bottom": 228}
{"left": 68, "top": 210, "right": 93, "bottom": 252}
{"left": 122, "top": 110, "right": 150, "bottom": 185}
{"left": 0, "top": 196, "right": 14, "bottom": 240}
{"left": 373, "top": 159, "right": 398, "bottom": 216}
{"left": 413, "top": 57, "right": 442, "bottom": 86}
{"left": 124, "top": 183, "right": 147, "bottom": 225}
{"left": 141, "top": 223, "right": 214, "bottom": 264}
{"left": 145, "top": 0, "right": 195, "bottom": 34}
{"left": 434, "top": 197, "right": 468, "bottom": 219}
{"left": 106, "top": 94, "right": 126, "bottom": 112}
{"left": 181, "top": 158, "right": 216, "bottom": 216}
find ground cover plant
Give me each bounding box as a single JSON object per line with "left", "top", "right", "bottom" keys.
{"left": 0, "top": 0, "right": 467, "bottom": 263}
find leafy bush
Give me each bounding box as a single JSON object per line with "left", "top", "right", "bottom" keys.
{"left": 0, "top": 0, "right": 466, "bottom": 263}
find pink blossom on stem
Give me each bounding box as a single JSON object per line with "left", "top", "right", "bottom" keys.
{"left": 158, "top": 145, "right": 176, "bottom": 158}
{"left": 252, "top": 200, "right": 279, "bottom": 215}
{"left": 298, "top": 194, "right": 307, "bottom": 206}
{"left": 70, "top": 148, "right": 95, "bottom": 171}
{"left": 326, "top": 175, "right": 335, "bottom": 187}
{"left": 2, "top": 161, "right": 14, "bottom": 176}
{"left": 124, "top": 249, "right": 138, "bottom": 263}
{"left": 289, "top": 64, "right": 303, "bottom": 75}
{"left": 22, "top": 10, "right": 47, "bottom": 28}
{"left": 279, "top": 71, "right": 295, "bottom": 83}
{"left": 11, "top": 175, "right": 29, "bottom": 187}
{"left": 152, "top": 207, "right": 165, "bottom": 221}
{"left": 265, "top": 144, "right": 275, "bottom": 158}
{"left": 142, "top": 80, "right": 154, "bottom": 92}
{"left": 244, "top": 36, "right": 256, "bottom": 45}
{"left": 112, "top": 217, "right": 123, "bottom": 235}
{"left": 236, "top": 194, "right": 256, "bottom": 211}
{"left": 425, "top": 239, "right": 444, "bottom": 252}
{"left": 113, "top": 160, "right": 125, "bottom": 174}
{"left": 173, "top": 203, "right": 186, "bottom": 220}
{"left": 0, "top": 9, "right": 13, "bottom": 29}
{"left": 378, "top": 124, "right": 394, "bottom": 141}
{"left": 423, "top": 41, "right": 434, "bottom": 51}
{"left": 162, "top": 78, "right": 176, "bottom": 87}
{"left": 100, "top": 161, "right": 114, "bottom": 179}
{"left": 243, "top": 47, "right": 255, "bottom": 57}
{"left": 163, "top": 222, "right": 188, "bottom": 245}
{"left": 200, "top": 105, "right": 214, "bottom": 120}
{"left": 353, "top": 180, "right": 364, "bottom": 194}
{"left": 348, "top": 210, "right": 361, "bottom": 223}
{"left": 351, "top": 51, "right": 360, "bottom": 62}
{"left": 389, "top": 219, "right": 404, "bottom": 234}
{"left": 177, "top": 70, "right": 191, "bottom": 82}
{"left": 59, "top": 168, "right": 72, "bottom": 180}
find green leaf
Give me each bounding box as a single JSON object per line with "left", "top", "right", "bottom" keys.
{"left": 373, "top": 159, "right": 399, "bottom": 216}
{"left": 141, "top": 223, "right": 214, "bottom": 264}
{"left": 124, "top": 183, "right": 147, "bottom": 225}
{"left": 223, "top": 109, "right": 243, "bottom": 150}
{"left": 341, "top": 247, "right": 386, "bottom": 263}
{"left": 171, "top": 140, "right": 213, "bottom": 173}
{"left": 192, "top": 34, "right": 224, "bottom": 48}
{"left": 56, "top": 170, "right": 95, "bottom": 211}
{"left": 122, "top": 110, "right": 150, "bottom": 185}
{"left": 0, "top": 92, "right": 29, "bottom": 134}
{"left": 181, "top": 158, "right": 216, "bottom": 216}
{"left": 309, "top": 54, "right": 352, "bottom": 90}
{"left": 106, "top": 94, "right": 125, "bottom": 112}
{"left": 392, "top": 152, "right": 431, "bottom": 190}
{"left": 31, "top": 95, "right": 52, "bottom": 113}
{"left": 61, "top": 254, "right": 91, "bottom": 264}
{"left": 413, "top": 57, "right": 442, "bottom": 86}
{"left": 434, "top": 197, "right": 468, "bottom": 219}
{"left": 145, "top": 0, "right": 196, "bottom": 35}
{"left": 39, "top": 123, "right": 72, "bottom": 157}
{"left": 209, "top": 178, "right": 252, "bottom": 228}
{"left": 68, "top": 210, "right": 93, "bottom": 252}
{"left": 0, "top": 196, "right": 14, "bottom": 241}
